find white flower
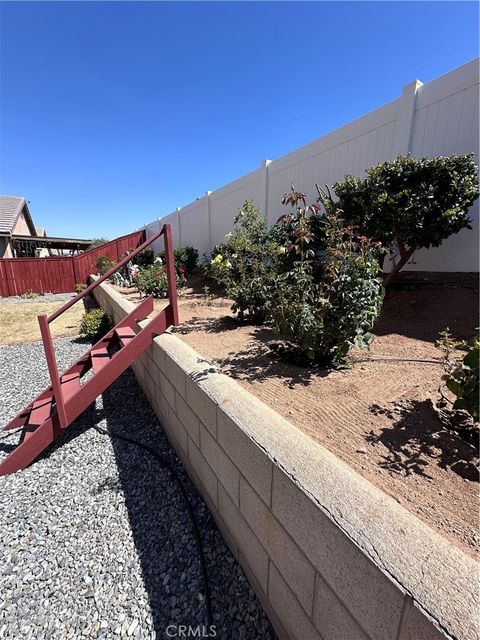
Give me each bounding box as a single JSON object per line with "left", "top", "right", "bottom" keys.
{"left": 154, "top": 256, "right": 163, "bottom": 264}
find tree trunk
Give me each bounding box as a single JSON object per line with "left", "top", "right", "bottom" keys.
{"left": 383, "top": 234, "right": 416, "bottom": 287}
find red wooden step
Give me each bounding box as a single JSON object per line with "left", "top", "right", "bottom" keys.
{"left": 22, "top": 397, "right": 54, "bottom": 443}
{"left": 3, "top": 390, "right": 54, "bottom": 431}
{"left": 115, "top": 326, "right": 136, "bottom": 348}
{"left": 61, "top": 373, "right": 81, "bottom": 402}
{"left": 91, "top": 346, "right": 110, "bottom": 374}
{"left": 28, "top": 397, "right": 53, "bottom": 426}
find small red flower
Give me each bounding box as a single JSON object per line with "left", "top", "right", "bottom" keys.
{"left": 178, "top": 267, "right": 185, "bottom": 273}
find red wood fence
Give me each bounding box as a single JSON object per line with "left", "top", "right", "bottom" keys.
{"left": 0, "top": 230, "right": 145, "bottom": 297}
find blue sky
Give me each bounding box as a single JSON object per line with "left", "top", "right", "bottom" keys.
{"left": 0, "top": 1, "right": 478, "bottom": 240}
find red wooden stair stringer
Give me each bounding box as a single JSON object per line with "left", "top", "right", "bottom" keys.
{"left": 0, "top": 223, "right": 179, "bottom": 476}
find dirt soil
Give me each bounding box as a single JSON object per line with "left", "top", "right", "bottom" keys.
{"left": 114, "top": 275, "right": 479, "bottom": 559}
{"left": 0, "top": 300, "right": 84, "bottom": 346}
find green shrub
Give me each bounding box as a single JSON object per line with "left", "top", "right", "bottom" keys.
{"left": 156, "top": 246, "right": 199, "bottom": 274}
{"left": 209, "top": 200, "right": 282, "bottom": 322}
{"left": 265, "top": 201, "right": 384, "bottom": 365}
{"left": 439, "top": 332, "right": 479, "bottom": 421}
{"left": 133, "top": 264, "right": 186, "bottom": 298}
{"left": 96, "top": 255, "right": 115, "bottom": 275}
{"left": 176, "top": 246, "right": 199, "bottom": 273}
{"left": 75, "top": 283, "right": 87, "bottom": 293}
{"left": 79, "top": 309, "right": 112, "bottom": 341}
{"left": 331, "top": 154, "right": 479, "bottom": 284}
{"left": 135, "top": 248, "right": 155, "bottom": 268}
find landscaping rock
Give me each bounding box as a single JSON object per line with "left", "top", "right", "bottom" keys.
{"left": 0, "top": 336, "right": 276, "bottom": 639}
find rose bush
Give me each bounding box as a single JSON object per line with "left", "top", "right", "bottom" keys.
{"left": 209, "top": 200, "right": 282, "bottom": 322}
{"left": 133, "top": 260, "right": 186, "bottom": 298}
{"left": 266, "top": 191, "right": 384, "bottom": 364}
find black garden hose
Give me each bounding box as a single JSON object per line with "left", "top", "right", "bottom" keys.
{"left": 93, "top": 425, "right": 214, "bottom": 628}
{"left": 1, "top": 423, "right": 214, "bottom": 628}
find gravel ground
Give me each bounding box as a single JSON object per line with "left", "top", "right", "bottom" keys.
{"left": 0, "top": 292, "right": 76, "bottom": 304}
{"left": 0, "top": 337, "right": 276, "bottom": 639}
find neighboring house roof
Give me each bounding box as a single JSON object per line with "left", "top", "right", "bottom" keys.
{"left": 0, "top": 195, "right": 37, "bottom": 236}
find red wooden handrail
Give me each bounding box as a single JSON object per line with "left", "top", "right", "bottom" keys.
{"left": 39, "top": 224, "right": 178, "bottom": 427}
{"left": 48, "top": 227, "right": 162, "bottom": 323}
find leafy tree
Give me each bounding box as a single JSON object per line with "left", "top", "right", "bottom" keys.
{"left": 331, "top": 154, "right": 479, "bottom": 285}
{"left": 88, "top": 237, "right": 109, "bottom": 249}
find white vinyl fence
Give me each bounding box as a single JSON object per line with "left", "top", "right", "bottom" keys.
{"left": 144, "top": 58, "right": 479, "bottom": 272}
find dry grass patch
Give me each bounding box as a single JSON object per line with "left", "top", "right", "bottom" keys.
{"left": 0, "top": 301, "right": 84, "bottom": 345}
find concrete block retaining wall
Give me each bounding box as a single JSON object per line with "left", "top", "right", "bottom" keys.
{"left": 94, "top": 280, "right": 478, "bottom": 640}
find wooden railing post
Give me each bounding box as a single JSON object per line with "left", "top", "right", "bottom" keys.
{"left": 163, "top": 224, "right": 179, "bottom": 326}
{"left": 38, "top": 315, "right": 68, "bottom": 427}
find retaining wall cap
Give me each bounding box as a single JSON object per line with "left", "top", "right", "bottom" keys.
{"left": 96, "top": 280, "right": 479, "bottom": 640}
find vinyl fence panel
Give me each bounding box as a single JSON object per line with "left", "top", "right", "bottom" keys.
{"left": 150, "top": 59, "right": 479, "bottom": 272}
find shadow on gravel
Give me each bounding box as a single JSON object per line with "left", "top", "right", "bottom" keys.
{"left": 99, "top": 370, "right": 276, "bottom": 640}
{"left": 0, "top": 403, "right": 97, "bottom": 461}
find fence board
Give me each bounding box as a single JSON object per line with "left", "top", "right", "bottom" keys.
{"left": 0, "top": 261, "right": 9, "bottom": 296}
{"left": 0, "top": 257, "right": 75, "bottom": 296}
{"left": 0, "top": 230, "right": 145, "bottom": 297}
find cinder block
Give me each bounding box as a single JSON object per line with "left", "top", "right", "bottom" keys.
{"left": 165, "top": 354, "right": 187, "bottom": 397}
{"left": 272, "top": 466, "right": 404, "bottom": 640}
{"left": 150, "top": 343, "right": 166, "bottom": 373}
{"left": 148, "top": 385, "right": 163, "bottom": 420}
{"left": 154, "top": 387, "right": 171, "bottom": 421}
{"left": 158, "top": 399, "right": 173, "bottom": 434}
{"left": 159, "top": 371, "right": 175, "bottom": 410}
{"left": 144, "top": 353, "right": 161, "bottom": 383}
{"left": 141, "top": 374, "right": 154, "bottom": 405}
{"left": 200, "top": 426, "right": 240, "bottom": 505}
{"left": 143, "top": 368, "right": 157, "bottom": 400}
{"left": 130, "top": 360, "right": 143, "bottom": 382}
{"left": 239, "top": 477, "right": 315, "bottom": 615}
{"left": 217, "top": 483, "right": 269, "bottom": 594}
{"left": 268, "top": 563, "right": 322, "bottom": 640}
{"left": 185, "top": 376, "right": 217, "bottom": 436}
{"left": 138, "top": 350, "right": 149, "bottom": 367}
{"left": 213, "top": 511, "right": 239, "bottom": 561}
{"left": 313, "top": 573, "right": 370, "bottom": 640}
{"left": 218, "top": 411, "right": 272, "bottom": 506}
{"left": 176, "top": 393, "right": 200, "bottom": 446}
{"left": 156, "top": 331, "right": 206, "bottom": 375}
{"left": 400, "top": 598, "right": 447, "bottom": 640}
{"left": 187, "top": 438, "right": 218, "bottom": 508}
{"left": 167, "top": 406, "right": 188, "bottom": 455}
